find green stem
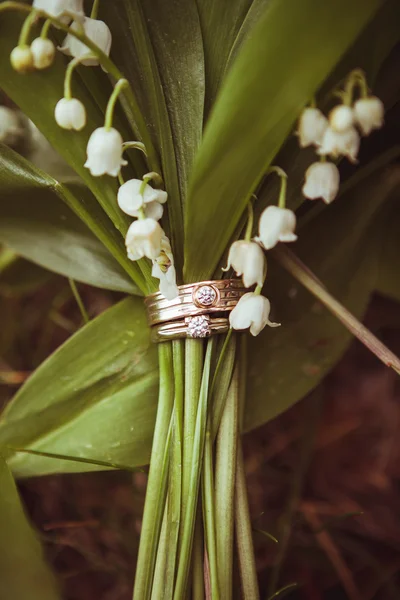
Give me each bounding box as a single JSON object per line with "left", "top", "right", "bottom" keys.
{"left": 123, "top": 141, "right": 148, "bottom": 156}
{"left": 151, "top": 501, "right": 169, "bottom": 600}
{"left": 202, "top": 432, "right": 219, "bottom": 599}
{"left": 163, "top": 341, "right": 184, "bottom": 598}
{"left": 105, "top": 78, "right": 129, "bottom": 130}
{"left": 90, "top": 0, "right": 100, "bottom": 19}
{"left": 343, "top": 68, "right": 369, "bottom": 104}
{"left": 244, "top": 202, "right": 254, "bottom": 241}
{"left": 265, "top": 166, "right": 288, "bottom": 209}
{"left": 68, "top": 278, "right": 89, "bottom": 324}
{"left": 192, "top": 505, "right": 205, "bottom": 600}
{"left": 235, "top": 442, "right": 259, "bottom": 600}
{"left": 133, "top": 343, "right": 174, "bottom": 600}
{"left": 0, "top": 2, "right": 161, "bottom": 175}
{"left": 40, "top": 18, "right": 51, "bottom": 39}
{"left": 210, "top": 332, "right": 236, "bottom": 440}
{"left": 174, "top": 339, "right": 215, "bottom": 599}
{"left": 64, "top": 56, "right": 86, "bottom": 99}
{"left": 272, "top": 245, "right": 400, "bottom": 373}
{"left": 182, "top": 340, "right": 203, "bottom": 538}
{"left": 215, "top": 365, "right": 239, "bottom": 600}
{"left": 18, "top": 9, "right": 36, "bottom": 46}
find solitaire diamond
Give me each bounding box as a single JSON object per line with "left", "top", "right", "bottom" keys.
{"left": 195, "top": 285, "right": 217, "bottom": 307}
{"left": 187, "top": 315, "right": 211, "bottom": 338}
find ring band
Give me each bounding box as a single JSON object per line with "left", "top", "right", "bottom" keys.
{"left": 145, "top": 279, "right": 245, "bottom": 342}
{"left": 145, "top": 279, "right": 246, "bottom": 327}
{"left": 151, "top": 315, "right": 229, "bottom": 342}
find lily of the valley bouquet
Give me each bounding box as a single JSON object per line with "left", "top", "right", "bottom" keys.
{"left": 0, "top": 0, "right": 399, "bottom": 598}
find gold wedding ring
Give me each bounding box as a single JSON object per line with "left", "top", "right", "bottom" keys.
{"left": 145, "top": 279, "right": 246, "bottom": 342}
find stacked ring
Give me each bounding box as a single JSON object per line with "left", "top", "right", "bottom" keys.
{"left": 145, "top": 279, "right": 246, "bottom": 342}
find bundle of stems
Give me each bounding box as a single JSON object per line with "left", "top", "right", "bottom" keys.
{"left": 133, "top": 334, "right": 259, "bottom": 600}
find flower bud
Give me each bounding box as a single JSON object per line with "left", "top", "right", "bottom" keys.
{"left": 302, "top": 161, "right": 340, "bottom": 204}
{"left": 224, "top": 241, "right": 266, "bottom": 288}
{"left": 229, "top": 292, "right": 280, "bottom": 336}
{"left": 84, "top": 127, "right": 127, "bottom": 177}
{"left": 318, "top": 126, "right": 359, "bottom": 163}
{"left": 10, "top": 45, "right": 34, "bottom": 73}
{"left": 117, "top": 179, "right": 167, "bottom": 218}
{"left": 33, "top": 0, "right": 84, "bottom": 24}
{"left": 0, "top": 107, "right": 24, "bottom": 146}
{"left": 297, "top": 107, "right": 328, "bottom": 148}
{"left": 59, "top": 17, "right": 112, "bottom": 66}
{"left": 257, "top": 206, "right": 297, "bottom": 250}
{"left": 55, "top": 98, "right": 86, "bottom": 131}
{"left": 125, "top": 218, "right": 163, "bottom": 261}
{"left": 328, "top": 104, "right": 354, "bottom": 132}
{"left": 30, "top": 38, "right": 56, "bottom": 70}
{"left": 354, "top": 96, "right": 384, "bottom": 136}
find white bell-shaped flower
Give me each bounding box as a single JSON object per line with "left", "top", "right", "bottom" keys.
{"left": 59, "top": 17, "right": 112, "bottom": 66}
{"left": 0, "top": 107, "right": 24, "bottom": 146}
{"left": 10, "top": 46, "right": 34, "bottom": 73}
{"left": 302, "top": 161, "right": 340, "bottom": 204}
{"left": 125, "top": 218, "right": 163, "bottom": 261}
{"left": 33, "top": 0, "right": 84, "bottom": 24}
{"left": 229, "top": 293, "right": 280, "bottom": 336}
{"left": 328, "top": 104, "right": 354, "bottom": 132}
{"left": 84, "top": 127, "right": 127, "bottom": 177}
{"left": 297, "top": 107, "right": 328, "bottom": 148}
{"left": 318, "top": 126, "right": 360, "bottom": 163}
{"left": 152, "top": 236, "right": 179, "bottom": 300}
{"left": 143, "top": 201, "right": 164, "bottom": 221}
{"left": 55, "top": 98, "right": 86, "bottom": 131}
{"left": 224, "top": 241, "right": 266, "bottom": 288}
{"left": 30, "top": 38, "right": 55, "bottom": 69}
{"left": 117, "top": 178, "right": 167, "bottom": 220}
{"left": 354, "top": 96, "right": 384, "bottom": 136}
{"left": 257, "top": 206, "right": 297, "bottom": 250}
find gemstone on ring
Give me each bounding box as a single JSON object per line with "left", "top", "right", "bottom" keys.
{"left": 186, "top": 315, "right": 211, "bottom": 338}
{"left": 194, "top": 285, "right": 217, "bottom": 308}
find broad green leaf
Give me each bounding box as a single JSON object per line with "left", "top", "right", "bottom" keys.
{"left": 0, "top": 250, "right": 51, "bottom": 295}
{"left": 244, "top": 167, "right": 400, "bottom": 431}
{"left": 0, "top": 456, "right": 61, "bottom": 600}
{"left": 196, "top": 0, "right": 253, "bottom": 111}
{"left": 0, "top": 12, "right": 148, "bottom": 289}
{"left": 184, "top": 0, "right": 382, "bottom": 282}
{"left": 103, "top": 0, "right": 191, "bottom": 272}
{"left": 0, "top": 144, "right": 140, "bottom": 293}
{"left": 0, "top": 297, "right": 158, "bottom": 477}
{"left": 140, "top": 0, "right": 205, "bottom": 203}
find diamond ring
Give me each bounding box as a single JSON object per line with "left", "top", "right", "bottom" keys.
{"left": 144, "top": 279, "right": 246, "bottom": 341}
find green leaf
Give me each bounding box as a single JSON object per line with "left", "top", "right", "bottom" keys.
{"left": 0, "top": 144, "right": 140, "bottom": 293}
{"left": 0, "top": 297, "right": 158, "bottom": 477}
{"left": 0, "top": 456, "right": 61, "bottom": 600}
{"left": 139, "top": 0, "right": 205, "bottom": 204}
{"left": 244, "top": 167, "right": 400, "bottom": 432}
{"left": 103, "top": 0, "right": 203, "bottom": 273}
{"left": 196, "top": 0, "right": 253, "bottom": 111}
{"left": 184, "top": 0, "right": 382, "bottom": 282}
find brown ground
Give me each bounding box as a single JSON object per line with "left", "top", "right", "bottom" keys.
{"left": 1, "top": 274, "right": 399, "bottom": 600}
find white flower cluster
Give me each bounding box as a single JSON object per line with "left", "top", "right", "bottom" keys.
{"left": 10, "top": 1, "right": 112, "bottom": 131}
{"left": 298, "top": 84, "right": 384, "bottom": 205}
{"left": 118, "top": 179, "right": 178, "bottom": 300}
{"left": 227, "top": 184, "right": 297, "bottom": 336}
